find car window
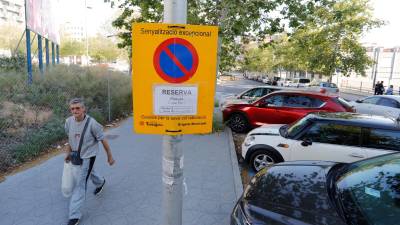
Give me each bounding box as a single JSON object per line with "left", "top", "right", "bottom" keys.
{"left": 377, "top": 98, "right": 399, "bottom": 108}
{"left": 241, "top": 89, "right": 257, "bottom": 98}
{"left": 362, "top": 97, "right": 380, "bottom": 104}
{"left": 302, "top": 123, "right": 361, "bottom": 146}
{"left": 252, "top": 88, "right": 265, "bottom": 98}
{"left": 283, "top": 95, "right": 324, "bottom": 108}
{"left": 329, "top": 83, "right": 337, "bottom": 88}
{"left": 263, "top": 95, "right": 284, "bottom": 107}
{"left": 362, "top": 128, "right": 400, "bottom": 151}
{"left": 299, "top": 79, "right": 310, "bottom": 83}
{"left": 321, "top": 82, "right": 329, "bottom": 87}
{"left": 262, "top": 88, "right": 272, "bottom": 96}
{"left": 336, "top": 154, "right": 400, "bottom": 225}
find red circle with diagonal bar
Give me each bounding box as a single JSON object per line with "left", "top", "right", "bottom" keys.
{"left": 153, "top": 38, "right": 199, "bottom": 83}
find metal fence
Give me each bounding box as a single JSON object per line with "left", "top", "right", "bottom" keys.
{"left": 0, "top": 65, "right": 132, "bottom": 172}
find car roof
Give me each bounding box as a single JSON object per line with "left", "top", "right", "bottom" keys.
{"left": 364, "top": 95, "right": 400, "bottom": 101}
{"left": 267, "top": 90, "right": 338, "bottom": 98}
{"left": 307, "top": 112, "right": 400, "bottom": 130}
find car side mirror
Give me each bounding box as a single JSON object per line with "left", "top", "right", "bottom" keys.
{"left": 355, "top": 99, "right": 362, "bottom": 103}
{"left": 258, "top": 102, "right": 268, "bottom": 107}
{"left": 301, "top": 139, "right": 312, "bottom": 147}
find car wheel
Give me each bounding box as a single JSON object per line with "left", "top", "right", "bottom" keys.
{"left": 250, "top": 150, "right": 281, "bottom": 172}
{"left": 228, "top": 113, "right": 249, "bottom": 133}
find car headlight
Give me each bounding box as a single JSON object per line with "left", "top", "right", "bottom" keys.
{"left": 243, "top": 136, "right": 255, "bottom": 147}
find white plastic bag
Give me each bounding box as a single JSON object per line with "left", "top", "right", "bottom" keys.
{"left": 61, "top": 162, "right": 80, "bottom": 197}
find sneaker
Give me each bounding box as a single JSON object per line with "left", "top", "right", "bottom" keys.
{"left": 94, "top": 179, "right": 106, "bottom": 196}
{"left": 67, "top": 218, "right": 79, "bottom": 225}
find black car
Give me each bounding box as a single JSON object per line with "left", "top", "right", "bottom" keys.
{"left": 231, "top": 153, "right": 400, "bottom": 225}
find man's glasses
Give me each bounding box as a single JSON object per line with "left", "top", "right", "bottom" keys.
{"left": 70, "top": 107, "right": 81, "bottom": 111}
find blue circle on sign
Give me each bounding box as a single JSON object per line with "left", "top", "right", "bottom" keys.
{"left": 153, "top": 38, "right": 199, "bottom": 83}
{"left": 160, "top": 43, "right": 193, "bottom": 79}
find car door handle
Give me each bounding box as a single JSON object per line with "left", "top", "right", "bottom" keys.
{"left": 349, "top": 153, "right": 365, "bottom": 158}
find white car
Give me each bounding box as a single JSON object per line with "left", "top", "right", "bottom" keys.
{"left": 241, "top": 112, "right": 400, "bottom": 172}
{"left": 287, "top": 78, "right": 311, "bottom": 87}
{"left": 349, "top": 95, "right": 400, "bottom": 119}
{"left": 307, "top": 81, "right": 339, "bottom": 93}
{"left": 262, "top": 77, "right": 270, "bottom": 84}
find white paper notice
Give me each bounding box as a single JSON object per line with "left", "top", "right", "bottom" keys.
{"left": 154, "top": 85, "right": 198, "bottom": 115}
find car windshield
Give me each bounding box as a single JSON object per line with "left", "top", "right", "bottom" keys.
{"left": 335, "top": 153, "right": 400, "bottom": 225}
{"left": 285, "top": 116, "right": 310, "bottom": 138}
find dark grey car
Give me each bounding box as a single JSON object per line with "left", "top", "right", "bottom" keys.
{"left": 231, "top": 153, "right": 400, "bottom": 225}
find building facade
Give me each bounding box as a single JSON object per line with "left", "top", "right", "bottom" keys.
{"left": 0, "top": 0, "right": 24, "bottom": 25}
{"left": 335, "top": 46, "right": 400, "bottom": 94}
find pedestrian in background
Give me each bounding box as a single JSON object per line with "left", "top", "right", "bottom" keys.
{"left": 374, "top": 82, "right": 380, "bottom": 95}
{"left": 379, "top": 81, "right": 385, "bottom": 95}
{"left": 64, "top": 98, "right": 115, "bottom": 225}
{"left": 386, "top": 85, "right": 394, "bottom": 95}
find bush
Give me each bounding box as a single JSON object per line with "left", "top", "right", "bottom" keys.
{"left": 0, "top": 54, "right": 26, "bottom": 72}
{"left": 0, "top": 65, "right": 132, "bottom": 170}
{"left": 12, "top": 116, "right": 65, "bottom": 162}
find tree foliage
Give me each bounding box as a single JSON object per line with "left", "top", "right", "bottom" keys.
{"left": 242, "top": 0, "right": 383, "bottom": 77}
{"left": 60, "top": 38, "right": 85, "bottom": 56}
{"left": 112, "top": 0, "right": 335, "bottom": 71}
{"left": 89, "top": 36, "right": 121, "bottom": 63}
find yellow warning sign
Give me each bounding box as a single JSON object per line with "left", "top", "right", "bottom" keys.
{"left": 132, "top": 23, "right": 219, "bottom": 135}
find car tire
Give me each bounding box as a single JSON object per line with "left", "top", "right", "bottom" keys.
{"left": 249, "top": 149, "right": 282, "bottom": 172}
{"left": 228, "top": 113, "right": 250, "bottom": 133}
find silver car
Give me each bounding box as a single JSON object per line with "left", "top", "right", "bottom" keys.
{"left": 349, "top": 95, "right": 400, "bottom": 119}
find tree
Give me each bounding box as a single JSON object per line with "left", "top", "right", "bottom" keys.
{"left": 277, "top": 0, "right": 383, "bottom": 77}
{"left": 0, "top": 24, "right": 26, "bottom": 55}
{"left": 111, "top": 0, "right": 335, "bottom": 71}
{"left": 89, "top": 36, "right": 121, "bottom": 63}
{"left": 60, "top": 38, "right": 85, "bottom": 56}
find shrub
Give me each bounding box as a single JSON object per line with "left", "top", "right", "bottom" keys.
{"left": 0, "top": 65, "right": 132, "bottom": 170}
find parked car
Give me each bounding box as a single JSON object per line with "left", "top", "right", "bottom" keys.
{"left": 277, "top": 78, "right": 292, "bottom": 87}
{"left": 262, "top": 77, "right": 271, "bottom": 84}
{"left": 288, "top": 78, "right": 311, "bottom": 87}
{"left": 308, "top": 81, "right": 339, "bottom": 93}
{"left": 222, "top": 91, "right": 353, "bottom": 133}
{"left": 220, "top": 86, "right": 283, "bottom": 108}
{"left": 349, "top": 95, "right": 400, "bottom": 119}
{"left": 231, "top": 152, "right": 400, "bottom": 225}
{"left": 242, "top": 112, "right": 400, "bottom": 172}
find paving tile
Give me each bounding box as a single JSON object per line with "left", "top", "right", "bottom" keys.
{"left": 0, "top": 118, "right": 239, "bottom": 225}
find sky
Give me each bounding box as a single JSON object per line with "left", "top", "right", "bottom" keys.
{"left": 58, "top": 0, "right": 400, "bottom": 47}
{"left": 59, "top": 0, "right": 119, "bottom": 36}
{"left": 361, "top": 0, "right": 400, "bottom": 47}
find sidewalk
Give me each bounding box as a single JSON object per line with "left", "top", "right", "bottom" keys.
{"left": 0, "top": 118, "right": 242, "bottom": 225}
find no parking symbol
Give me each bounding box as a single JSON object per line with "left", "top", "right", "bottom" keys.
{"left": 153, "top": 38, "right": 199, "bottom": 83}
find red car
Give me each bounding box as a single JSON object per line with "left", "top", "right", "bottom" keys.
{"left": 222, "top": 91, "right": 354, "bottom": 133}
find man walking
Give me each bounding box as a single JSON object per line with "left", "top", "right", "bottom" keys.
{"left": 64, "top": 98, "right": 115, "bottom": 225}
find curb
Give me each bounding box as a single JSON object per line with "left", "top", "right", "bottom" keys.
{"left": 225, "top": 127, "right": 243, "bottom": 200}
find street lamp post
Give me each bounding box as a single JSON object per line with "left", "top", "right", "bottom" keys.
{"left": 85, "top": 0, "right": 92, "bottom": 66}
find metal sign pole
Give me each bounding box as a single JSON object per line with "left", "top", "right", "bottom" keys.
{"left": 45, "top": 39, "right": 50, "bottom": 69}
{"left": 51, "top": 42, "right": 55, "bottom": 65}
{"left": 162, "top": 1, "right": 187, "bottom": 225}
{"left": 25, "top": 28, "right": 32, "bottom": 85}
{"left": 38, "top": 35, "right": 43, "bottom": 76}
